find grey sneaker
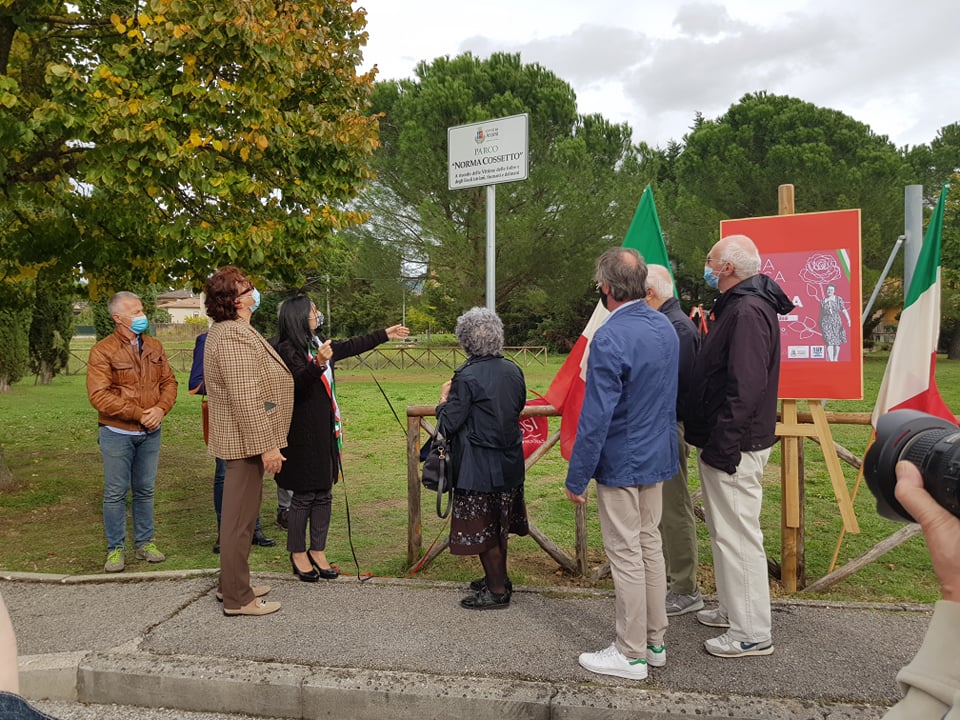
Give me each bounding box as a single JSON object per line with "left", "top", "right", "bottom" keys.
{"left": 135, "top": 542, "right": 165, "bottom": 563}
{"left": 696, "top": 606, "right": 731, "bottom": 628}
{"left": 665, "top": 588, "right": 704, "bottom": 616}
{"left": 704, "top": 632, "right": 774, "bottom": 658}
{"left": 104, "top": 548, "right": 125, "bottom": 573}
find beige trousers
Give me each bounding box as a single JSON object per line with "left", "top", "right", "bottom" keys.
{"left": 596, "top": 482, "right": 669, "bottom": 660}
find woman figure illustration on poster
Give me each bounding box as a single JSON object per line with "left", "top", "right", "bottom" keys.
{"left": 819, "top": 284, "right": 851, "bottom": 361}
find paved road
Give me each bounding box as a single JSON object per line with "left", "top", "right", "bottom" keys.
{"left": 4, "top": 570, "right": 929, "bottom": 719}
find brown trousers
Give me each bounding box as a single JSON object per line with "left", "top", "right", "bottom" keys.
{"left": 219, "top": 457, "right": 264, "bottom": 609}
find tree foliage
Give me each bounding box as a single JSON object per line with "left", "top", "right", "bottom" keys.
{"left": 0, "top": 305, "right": 30, "bottom": 392}
{"left": 27, "top": 267, "right": 74, "bottom": 384}
{"left": 361, "top": 53, "right": 650, "bottom": 344}
{"left": 674, "top": 92, "right": 913, "bottom": 328}
{"left": 1, "top": 0, "right": 380, "bottom": 296}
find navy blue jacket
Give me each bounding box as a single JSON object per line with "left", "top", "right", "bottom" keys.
{"left": 658, "top": 297, "right": 700, "bottom": 421}
{"left": 565, "top": 300, "right": 679, "bottom": 496}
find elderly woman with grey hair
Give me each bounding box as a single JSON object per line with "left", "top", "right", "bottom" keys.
{"left": 437, "top": 307, "right": 528, "bottom": 610}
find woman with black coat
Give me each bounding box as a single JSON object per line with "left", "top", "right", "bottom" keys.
{"left": 436, "top": 307, "right": 528, "bottom": 610}
{"left": 272, "top": 294, "right": 408, "bottom": 581}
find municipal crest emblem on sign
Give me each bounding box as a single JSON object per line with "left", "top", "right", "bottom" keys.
{"left": 475, "top": 129, "right": 485, "bottom": 144}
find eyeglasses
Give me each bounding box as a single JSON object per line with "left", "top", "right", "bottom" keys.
{"left": 237, "top": 285, "right": 253, "bottom": 297}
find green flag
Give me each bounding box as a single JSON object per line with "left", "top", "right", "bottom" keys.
{"left": 622, "top": 184, "right": 673, "bottom": 292}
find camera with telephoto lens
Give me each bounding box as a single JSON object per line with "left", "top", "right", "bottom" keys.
{"left": 863, "top": 409, "right": 960, "bottom": 523}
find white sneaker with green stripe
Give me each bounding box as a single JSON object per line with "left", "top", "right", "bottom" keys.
{"left": 578, "top": 643, "right": 648, "bottom": 680}
{"left": 646, "top": 643, "right": 666, "bottom": 667}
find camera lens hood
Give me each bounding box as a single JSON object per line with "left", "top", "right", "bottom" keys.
{"left": 864, "top": 410, "right": 958, "bottom": 523}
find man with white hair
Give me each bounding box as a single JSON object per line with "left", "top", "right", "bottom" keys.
{"left": 644, "top": 265, "right": 703, "bottom": 617}
{"left": 684, "top": 235, "right": 793, "bottom": 658}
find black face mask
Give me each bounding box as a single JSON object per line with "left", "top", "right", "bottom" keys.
{"left": 598, "top": 285, "right": 610, "bottom": 309}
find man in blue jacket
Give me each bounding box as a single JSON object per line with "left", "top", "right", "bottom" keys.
{"left": 566, "top": 247, "right": 679, "bottom": 681}
{"left": 684, "top": 234, "right": 794, "bottom": 658}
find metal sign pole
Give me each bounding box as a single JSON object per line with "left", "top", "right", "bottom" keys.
{"left": 486, "top": 185, "right": 496, "bottom": 310}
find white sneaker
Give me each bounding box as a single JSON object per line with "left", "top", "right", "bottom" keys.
{"left": 578, "top": 643, "right": 648, "bottom": 680}
{"left": 646, "top": 644, "right": 666, "bottom": 667}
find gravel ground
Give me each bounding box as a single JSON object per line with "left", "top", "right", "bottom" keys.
{"left": 33, "top": 701, "right": 286, "bottom": 720}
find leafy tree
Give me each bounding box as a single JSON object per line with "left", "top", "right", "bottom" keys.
{"left": 363, "top": 53, "right": 649, "bottom": 345}
{"left": 1, "top": 0, "right": 380, "bottom": 299}
{"left": 28, "top": 267, "right": 74, "bottom": 384}
{"left": 0, "top": 305, "right": 30, "bottom": 392}
{"left": 676, "top": 92, "right": 912, "bottom": 329}
{"left": 904, "top": 128, "right": 960, "bottom": 355}
{"left": 905, "top": 123, "right": 960, "bottom": 203}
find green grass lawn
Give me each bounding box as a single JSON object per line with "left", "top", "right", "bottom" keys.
{"left": 1, "top": 346, "right": 957, "bottom": 605}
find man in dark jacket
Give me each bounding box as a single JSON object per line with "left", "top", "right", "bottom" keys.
{"left": 645, "top": 264, "right": 703, "bottom": 617}
{"left": 684, "top": 235, "right": 794, "bottom": 659}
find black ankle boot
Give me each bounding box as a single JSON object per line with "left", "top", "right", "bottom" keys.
{"left": 460, "top": 588, "right": 511, "bottom": 610}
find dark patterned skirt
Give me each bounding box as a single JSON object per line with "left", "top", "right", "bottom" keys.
{"left": 448, "top": 485, "right": 529, "bottom": 556}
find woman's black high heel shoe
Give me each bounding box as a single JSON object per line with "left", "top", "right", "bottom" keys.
{"left": 291, "top": 553, "right": 320, "bottom": 582}
{"left": 308, "top": 553, "right": 340, "bottom": 580}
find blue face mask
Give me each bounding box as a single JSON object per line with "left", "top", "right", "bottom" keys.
{"left": 703, "top": 265, "right": 720, "bottom": 289}
{"left": 250, "top": 288, "right": 261, "bottom": 313}
{"left": 130, "top": 315, "right": 149, "bottom": 335}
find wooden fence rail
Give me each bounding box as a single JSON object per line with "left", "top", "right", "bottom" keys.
{"left": 405, "top": 403, "right": 903, "bottom": 591}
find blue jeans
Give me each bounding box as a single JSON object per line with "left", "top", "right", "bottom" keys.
{"left": 0, "top": 691, "right": 57, "bottom": 719}
{"left": 214, "top": 457, "right": 261, "bottom": 532}
{"left": 99, "top": 426, "right": 161, "bottom": 550}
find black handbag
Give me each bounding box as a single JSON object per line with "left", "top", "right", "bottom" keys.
{"left": 421, "top": 421, "right": 454, "bottom": 518}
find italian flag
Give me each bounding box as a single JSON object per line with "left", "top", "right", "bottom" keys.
{"left": 545, "top": 185, "right": 672, "bottom": 459}
{"left": 872, "top": 184, "right": 955, "bottom": 426}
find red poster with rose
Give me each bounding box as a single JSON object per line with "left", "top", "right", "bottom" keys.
{"left": 721, "top": 210, "right": 862, "bottom": 400}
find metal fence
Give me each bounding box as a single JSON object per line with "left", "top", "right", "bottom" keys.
{"left": 68, "top": 345, "right": 548, "bottom": 375}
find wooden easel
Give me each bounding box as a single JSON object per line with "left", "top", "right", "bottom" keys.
{"left": 775, "top": 184, "right": 860, "bottom": 592}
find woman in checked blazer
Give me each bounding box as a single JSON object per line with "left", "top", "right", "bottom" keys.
{"left": 203, "top": 266, "right": 294, "bottom": 617}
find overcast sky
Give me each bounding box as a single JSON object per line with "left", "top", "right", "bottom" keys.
{"left": 358, "top": 0, "right": 957, "bottom": 150}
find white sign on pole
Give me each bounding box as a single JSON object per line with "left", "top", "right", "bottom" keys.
{"left": 448, "top": 114, "right": 529, "bottom": 191}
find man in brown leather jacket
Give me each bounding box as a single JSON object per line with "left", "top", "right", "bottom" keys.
{"left": 87, "top": 292, "right": 178, "bottom": 573}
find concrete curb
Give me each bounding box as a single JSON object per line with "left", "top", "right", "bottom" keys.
{"left": 17, "top": 649, "right": 886, "bottom": 720}
{"left": 0, "top": 569, "right": 219, "bottom": 584}
{"left": 18, "top": 651, "right": 84, "bottom": 702}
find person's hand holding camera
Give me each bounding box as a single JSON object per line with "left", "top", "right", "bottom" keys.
{"left": 895, "top": 460, "right": 960, "bottom": 602}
